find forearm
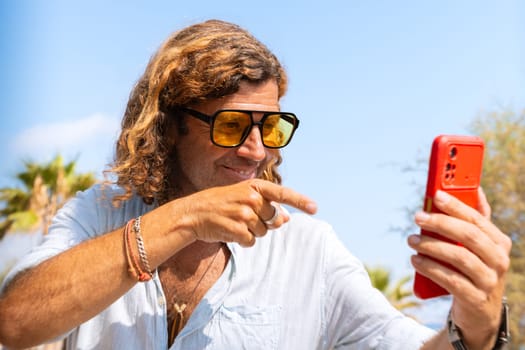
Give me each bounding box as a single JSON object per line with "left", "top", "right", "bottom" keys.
{"left": 0, "top": 228, "right": 135, "bottom": 347}
{"left": 0, "top": 204, "right": 195, "bottom": 348}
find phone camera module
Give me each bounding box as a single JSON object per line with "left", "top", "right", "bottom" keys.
{"left": 449, "top": 147, "right": 457, "bottom": 159}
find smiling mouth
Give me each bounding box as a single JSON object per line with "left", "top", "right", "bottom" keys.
{"left": 223, "top": 166, "right": 258, "bottom": 179}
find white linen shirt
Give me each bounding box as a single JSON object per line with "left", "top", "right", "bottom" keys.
{"left": 2, "top": 184, "right": 436, "bottom": 349}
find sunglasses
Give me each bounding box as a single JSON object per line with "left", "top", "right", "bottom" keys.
{"left": 180, "top": 108, "right": 300, "bottom": 149}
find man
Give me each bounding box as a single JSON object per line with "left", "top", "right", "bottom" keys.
{"left": 0, "top": 19, "right": 511, "bottom": 349}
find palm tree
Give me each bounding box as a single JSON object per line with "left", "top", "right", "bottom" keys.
{"left": 0, "top": 155, "right": 95, "bottom": 350}
{"left": 0, "top": 155, "right": 97, "bottom": 239}
{"left": 365, "top": 265, "right": 421, "bottom": 317}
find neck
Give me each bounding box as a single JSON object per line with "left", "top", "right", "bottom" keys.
{"left": 159, "top": 241, "right": 225, "bottom": 276}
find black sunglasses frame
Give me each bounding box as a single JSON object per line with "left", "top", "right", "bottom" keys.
{"left": 180, "top": 107, "right": 300, "bottom": 149}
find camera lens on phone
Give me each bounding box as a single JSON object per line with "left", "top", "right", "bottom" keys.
{"left": 449, "top": 147, "right": 457, "bottom": 159}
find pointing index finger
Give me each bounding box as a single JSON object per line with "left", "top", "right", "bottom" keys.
{"left": 251, "top": 179, "right": 317, "bottom": 215}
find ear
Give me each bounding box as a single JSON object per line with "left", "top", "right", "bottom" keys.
{"left": 162, "top": 110, "right": 189, "bottom": 148}
{"left": 177, "top": 118, "right": 189, "bottom": 135}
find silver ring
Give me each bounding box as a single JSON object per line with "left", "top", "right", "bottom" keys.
{"left": 263, "top": 203, "right": 280, "bottom": 226}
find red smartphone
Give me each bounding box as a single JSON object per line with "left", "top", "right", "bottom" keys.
{"left": 413, "top": 135, "right": 485, "bottom": 299}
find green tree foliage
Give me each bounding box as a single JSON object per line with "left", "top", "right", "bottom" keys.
{"left": 365, "top": 265, "right": 421, "bottom": 317}
{"left": 469, "top": 108, "right": 525, "bottom": 347}
{"left": 0, "top": 155, "right": 97, "bottom": 239}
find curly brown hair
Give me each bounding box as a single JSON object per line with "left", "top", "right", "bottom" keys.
{"left": 108, "top": 19, "right": 288, "bottom": 206}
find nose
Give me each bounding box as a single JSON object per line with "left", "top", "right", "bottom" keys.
{"left": 236, "top": 126, "right": 266, "bottom": 161}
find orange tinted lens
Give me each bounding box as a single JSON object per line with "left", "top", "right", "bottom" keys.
{"left": 262, "top": 114, "right": 295, "bottom": 147}
{"left": 213, "top": 111, "right": 251, "bottom": 146}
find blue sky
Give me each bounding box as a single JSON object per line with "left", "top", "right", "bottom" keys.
{"left": 1, "top": 0, "right": 524, "bottom": 325}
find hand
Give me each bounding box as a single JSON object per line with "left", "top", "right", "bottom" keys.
{"left": 408, "top": 188, "right": 511, "bottom": 348}
{"left": 170, "top": 179, "right": 317, "bottom": 247}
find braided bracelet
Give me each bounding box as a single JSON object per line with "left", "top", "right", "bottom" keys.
{"left": 123, "top": 220, "right": 150, "bottom": 282}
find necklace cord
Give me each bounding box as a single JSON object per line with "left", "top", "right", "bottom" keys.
{"left": 168, "top": 245, "right": 223, "bottom": 345}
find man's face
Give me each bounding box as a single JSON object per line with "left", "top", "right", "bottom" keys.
{"left": 172, "top": 79, "right": 280, "bottom": 195}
